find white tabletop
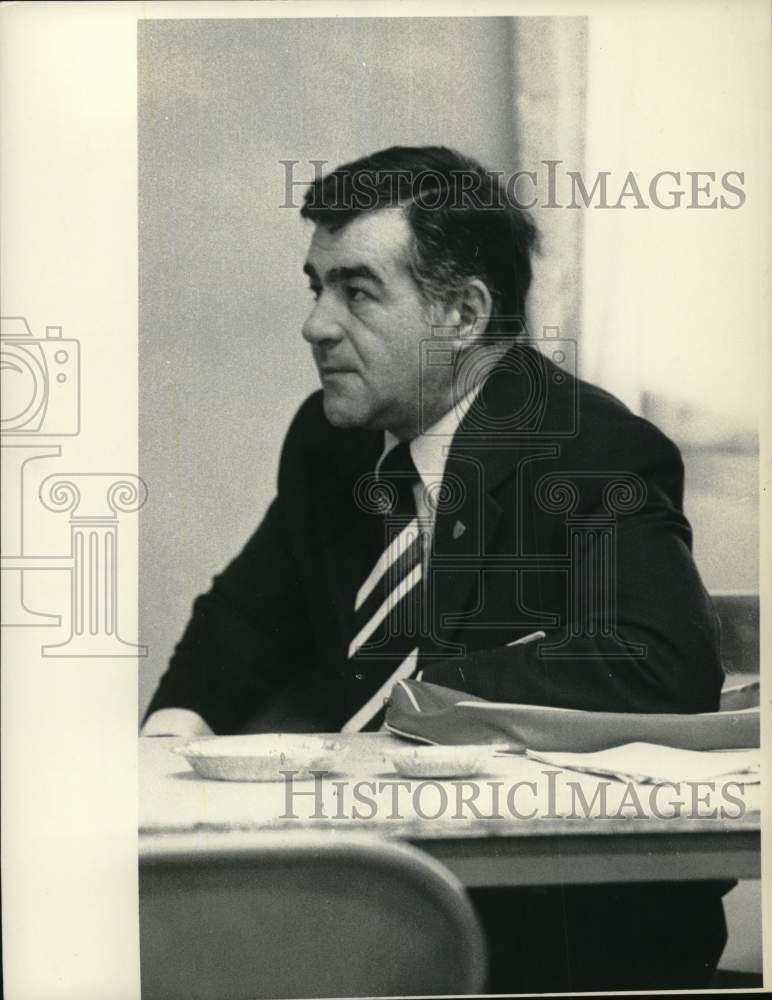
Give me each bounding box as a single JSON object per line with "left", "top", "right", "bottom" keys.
{"left": 139, "top": 733, "right": 760, "bottom": 884}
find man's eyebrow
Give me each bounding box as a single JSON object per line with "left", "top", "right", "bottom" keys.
{"left": 328, "top": 265, "right": 384, "bottom": 286}
{"left": 302, "top": 263, "right": 384, "bottom": 286}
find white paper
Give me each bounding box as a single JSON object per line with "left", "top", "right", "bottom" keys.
{"left": 527, "top": 742, "right": 762, "bottom": 785}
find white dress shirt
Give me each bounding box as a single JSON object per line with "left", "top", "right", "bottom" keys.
{"left": 376, "top": 385, "right": 481, "bottom": 548}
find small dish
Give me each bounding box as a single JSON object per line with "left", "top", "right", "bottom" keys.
{"left": 173, "top": 733, "right": 349, "bottom": 782}
{"left": 391, "top": 745, "right": 491, "bottom": 779}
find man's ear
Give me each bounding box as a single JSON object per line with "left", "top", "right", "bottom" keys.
{"left": 454, "top": 279, "right": 493, "bottom": 343}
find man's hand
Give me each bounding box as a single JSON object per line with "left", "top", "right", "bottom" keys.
{"left": 140, "top": 708, "right": 214, "bottom": 738}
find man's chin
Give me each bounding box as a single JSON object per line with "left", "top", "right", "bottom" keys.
{"left": 321, "top": 393, "right": 370, "bottom": 430}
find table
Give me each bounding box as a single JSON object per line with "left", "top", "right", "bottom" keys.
{"left": 140, "top": 734, "right": 761, "bottom": 888}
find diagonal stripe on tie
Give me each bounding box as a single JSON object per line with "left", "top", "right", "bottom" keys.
{"left": 342, "top": 441, "right": 424, "bottom": 732}
{"left": 348, "top": 561, "right": 422, "bottom": 658}
{"left": 350, "top": 522, "right": 422, "bottom": 647}
{"left": 355, "top": 517, "right": 420, "bottom": 612}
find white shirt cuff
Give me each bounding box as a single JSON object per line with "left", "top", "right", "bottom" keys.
{"left": 140, "top": 708, "right": 213, "bottom": 738}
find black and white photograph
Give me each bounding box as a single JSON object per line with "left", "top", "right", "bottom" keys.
{"left": 1, "top": 3, "right": 769, "bottom": 998}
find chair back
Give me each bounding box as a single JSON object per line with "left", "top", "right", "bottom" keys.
{"left": 140, "top": 832, "right": 487, "bottom": 999}
{"left": 712, "top": 591, "right": 759, "bottom": 675}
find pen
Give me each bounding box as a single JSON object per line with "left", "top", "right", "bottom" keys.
{"left": 507, "top": 630, "right": 546, "bottom": 647}
{"left": 415, "top": 630, "right": 547, "bottom": 681}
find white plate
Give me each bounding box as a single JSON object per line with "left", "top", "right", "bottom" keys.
{"left": 391, "top": 745, "right": 493, "bottom": 779}
{"left": 173, "top": 734, "right": 350, "bottom": 782}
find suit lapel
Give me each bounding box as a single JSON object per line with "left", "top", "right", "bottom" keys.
{"left": 428, "top": 449, "right": 506, "bottom": 655}
{"left": 427, "top": 341, "right": 560, "bottom": 652}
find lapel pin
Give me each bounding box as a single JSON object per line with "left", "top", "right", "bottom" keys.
{"left": 452, "top": 520, "right": 466, "bottom": 540}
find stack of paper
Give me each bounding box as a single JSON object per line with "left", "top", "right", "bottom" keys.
{"left": 526, "top": 742, "right": 761, "bottom": 784}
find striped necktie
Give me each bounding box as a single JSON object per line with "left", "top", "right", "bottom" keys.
{"left": 342, "top": 442, "right": 423, "bottom": 732}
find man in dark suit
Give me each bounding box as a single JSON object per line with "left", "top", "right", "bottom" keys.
{"left": 143, "top": 146, "right": 728, "bottom": 991}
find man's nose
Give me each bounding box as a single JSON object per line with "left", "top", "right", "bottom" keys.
{"left": 302, "top": 293, "right": 345, "bottom": 345}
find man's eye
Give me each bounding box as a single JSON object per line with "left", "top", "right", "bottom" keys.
{"left": 346, "top": 286, "right": 372, "bottom": 304}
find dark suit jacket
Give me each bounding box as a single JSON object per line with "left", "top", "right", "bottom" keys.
{"left": 146, "top": 343, "right": 723, "bottom": 734}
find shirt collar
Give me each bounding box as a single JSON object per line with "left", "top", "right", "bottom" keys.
{"left": 376, "top": 385, "right": 482, "bottom": 490}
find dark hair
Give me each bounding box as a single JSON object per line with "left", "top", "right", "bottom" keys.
{"left": 300, "top": 146, "right": 539, "bottom": 338}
